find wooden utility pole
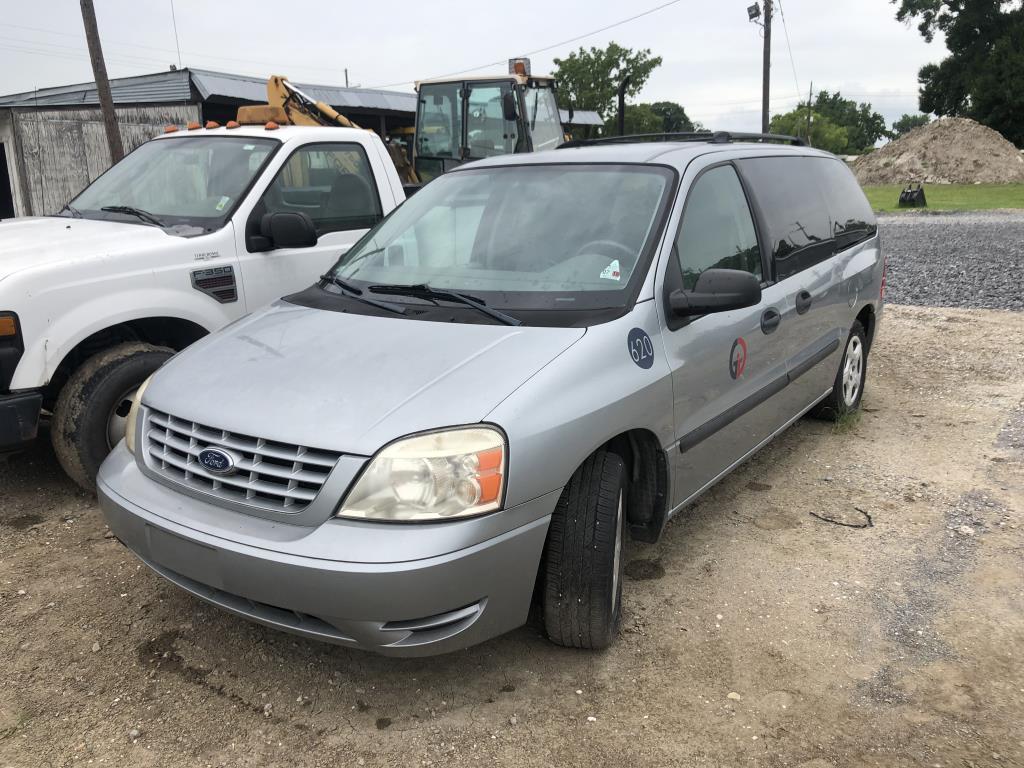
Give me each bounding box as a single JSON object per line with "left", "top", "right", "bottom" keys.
{"left": 80, "top": 0, "right": 123, "bottom": 163}
{"left": 806, "top": 80, "right": 813, "bottom": 142}
{"left": 761, "top": 0, "right": 772, "bottom": 134}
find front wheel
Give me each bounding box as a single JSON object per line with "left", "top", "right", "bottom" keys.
{"left": 813, "top": 320, "right": 867, "bottom": 420}
{"left": 542, "top": 450, "right": 626, "bottom": 650}
{"left": 52, "top": 342, "right": 173, "bottom": 491}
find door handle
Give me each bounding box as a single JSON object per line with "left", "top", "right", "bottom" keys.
{"left": 795, "top": 290, "right": 813, "bottom": 315}
{"left": 761, "top": 307, "right": 781, "bottom": 334}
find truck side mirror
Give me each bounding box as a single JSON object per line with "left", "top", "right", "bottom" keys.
{"left": 669, "top": 269, "right": 762, "bottom": 317}
{"left": 258, "top": 212, "right": 318, "bottom": 250}
{"left": 502, "top": 92, "right": 518, "bottom": 122}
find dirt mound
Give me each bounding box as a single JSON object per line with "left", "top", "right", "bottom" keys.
{"left": 853, "top": 117, "right": 1024, "bottom": 185}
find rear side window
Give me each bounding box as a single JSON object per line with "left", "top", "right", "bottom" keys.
{"left": 815, "top": 158, "right": 877, "bottom": 251}
{"left": 675, "top": 165, "right": 761, "bottom": 290}
{"left": 260, "top": 143, "right": 382, "bottom": 235}
{"left": 738, "top": 157, "right": 833, "bottom": 282}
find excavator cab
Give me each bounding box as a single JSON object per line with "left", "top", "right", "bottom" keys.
{"left": 413, "top": 64, "right": 563, "bottom": 182}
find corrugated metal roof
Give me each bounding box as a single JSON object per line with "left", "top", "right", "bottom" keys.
{"left": 0, "top": 68, "right": 416, "bottom": 113}
{"left": 0, "top": 69, "right": 192, "bottom": 108}
{"left": 560, "top": 109, "right": 603, "bottom": 127}
{"left": 189, "top": 69, "right": 417, "bottom": 113}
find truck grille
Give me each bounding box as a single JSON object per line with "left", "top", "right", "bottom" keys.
{"left": 143, "top": 409, "right": 341, "bottom": 513}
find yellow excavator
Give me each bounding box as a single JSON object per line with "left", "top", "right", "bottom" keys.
{"left": 237, "top": 59, "right": 565, "bottom": 186}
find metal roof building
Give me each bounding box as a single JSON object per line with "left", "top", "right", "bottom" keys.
{"left": 0, "top": 68, "right": 603, "bottom": 218}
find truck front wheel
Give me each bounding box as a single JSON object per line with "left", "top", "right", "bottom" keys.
{"left": 52, "top": 342, "right": 173, "bottom": 491}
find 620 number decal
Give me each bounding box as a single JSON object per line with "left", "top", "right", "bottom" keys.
{"left": 628, "top": 328, "right": 655, "bottom": 369}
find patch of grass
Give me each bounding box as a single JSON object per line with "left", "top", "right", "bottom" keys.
{"left": 831, "top": 409, "right": 862, "bottom": 435}
{"left": 862, "top": 183, "right": 1024, "bottom": 213}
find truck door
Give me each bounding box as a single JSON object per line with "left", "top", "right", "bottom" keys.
{"left": 661, "top": 163, "right": 795, "bottom": 508}
{"left": 235, "top": 141, "right": 388, "bottom": 310}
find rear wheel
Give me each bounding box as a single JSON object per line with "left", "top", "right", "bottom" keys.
{"left": 52, "top": 342, "right": 173, "bottom": 491}
{"left": 812, "top": 321, "right": 867, "bottom": 420}
{"left": 542, "top": 450, "right": 626, "bottom": 650}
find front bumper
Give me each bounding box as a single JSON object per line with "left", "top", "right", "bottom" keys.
{"left": 97, "top": 446, "right": 556, "bottom": 656}
{"left": 0, "top": 391, "right": 42, "bottom": 451}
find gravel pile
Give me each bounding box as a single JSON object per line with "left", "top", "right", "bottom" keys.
{"left": 854, "top": 117, "right": 1024, "bottom": 185}
{"left": 878, "top": 210, "right": 1024, "bottom": 311}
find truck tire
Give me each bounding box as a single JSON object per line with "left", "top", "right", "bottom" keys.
{"left": 542, "top": 450, "right": 626, "bottom": 650}
{"left": 812, "top": 321, "right": 867, "bottom": 420}
{"left": 52, "top": 342, "right": 172, "bottom": 491}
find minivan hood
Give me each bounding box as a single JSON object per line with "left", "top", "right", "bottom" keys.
{"left": 145, "top": 302, "right": 586, "bottom": 455}
{"left": 0, "top": 217, "right": 169, "bottom": 281}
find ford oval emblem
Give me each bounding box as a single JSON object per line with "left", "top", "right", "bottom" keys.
{"left": 197, "top": 447, "right": 237, "bottom": 475}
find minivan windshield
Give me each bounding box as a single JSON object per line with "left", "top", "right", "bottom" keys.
{"left": 331, "top": 163, "right": 673, "bottom": 313}
{"left": 66, "top": 136, "right": 278, "bottom": 233}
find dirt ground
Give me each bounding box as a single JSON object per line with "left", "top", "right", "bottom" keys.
{"left": 1, "top": 304, "right": 1023, "bottom": 768}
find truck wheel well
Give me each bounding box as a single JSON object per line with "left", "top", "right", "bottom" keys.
{"left": 856, "top": 305, "right": 876, "bottom": 352}
{"left": 604, "top": 429, "right": 669, "bottom": 544}
{"left": 44, "top": 318, "right": 208, "bottom": 407}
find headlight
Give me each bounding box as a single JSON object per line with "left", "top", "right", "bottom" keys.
{"left": 123, "top": 375, "right": 154, "bottom": 455}
{"left": 337, "top": 427, "right": 506, "bottom": 522}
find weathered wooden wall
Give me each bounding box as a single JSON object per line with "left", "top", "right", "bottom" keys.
{"left": 10, "top": 104, "right": 200, "bottom": 216}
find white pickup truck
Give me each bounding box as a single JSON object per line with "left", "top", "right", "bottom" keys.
{"left": 0, "top": 123, "right": 406, "bottom": 488}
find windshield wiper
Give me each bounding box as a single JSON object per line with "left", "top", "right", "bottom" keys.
{"left": 100, "top": 205, "right": 165, "bottom": 227}
{"left": 319, "top": 274, "right": 408, "bottom": 316}
{"left": 59, "top": 203, "right": 83, "bottom": 218}
{"left": 369, "top": 283, "right": 522, "bottom": 326}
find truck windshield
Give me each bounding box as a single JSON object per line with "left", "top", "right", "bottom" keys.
{"left": 67, "top": 136, "right": 278, "bottom": 232}
{"left": 331, "top": 163, "right": 674, "bottom": 314}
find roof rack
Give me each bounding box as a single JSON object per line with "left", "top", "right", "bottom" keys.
{"left": 557, "top": 131, "right": 807, "bottom": 149}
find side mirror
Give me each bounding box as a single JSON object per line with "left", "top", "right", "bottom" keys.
{"left": 669, "top": 269, "right": 762, "bottom": 317}
{"left": 502, "top": 92, "right": 518, "bottom": 122}
{"left": 259, "top": 211, "right": 317, "bottom": 250}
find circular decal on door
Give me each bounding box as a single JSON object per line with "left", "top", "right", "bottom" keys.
{"left": 628, "top": 327, "right": 655, "bottom": 369}
{"left": 729, "top": 337, "right": 748, "bottom": 379}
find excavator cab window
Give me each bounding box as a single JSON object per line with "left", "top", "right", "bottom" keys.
{"left": 416, "top": 83, "right": 462, "bottom": 181}
{"left": 522, "top": 83, "right": 563, "bottom": 152}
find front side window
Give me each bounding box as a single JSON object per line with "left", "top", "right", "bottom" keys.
{"left": 259, "top": 143, "right": 382, "bottom": 235}
{"left": 675, "top": 165, "right": 761, "bottom": 290}
{"left": 330, "top": 163, "right": 673, "bottom": 314}
{"left": 523, "top": 84, "right": 564, "bottom": 151}
{"left": 69, "top": 136, "right": 277, "bottom": 233}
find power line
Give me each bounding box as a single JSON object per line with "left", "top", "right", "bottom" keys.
{"left": 169, "top": 0, "right": 182, "bottom": 70}
{"left": 365, "top": 0, "right": 686, "bottom": 88}
{"left": 775, "top": 0, "right": 802, "bottom": 104}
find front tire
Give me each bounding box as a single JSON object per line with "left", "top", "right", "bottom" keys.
{"left": 813, "top": 320, "right": 867, "bottom": 420}
{"left": 52, "top": 342, "right": 173, "bottom": 491}
{"left": 542, "top": 450, "right": 626, "bottom": 650}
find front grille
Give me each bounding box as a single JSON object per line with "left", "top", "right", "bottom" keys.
{"left": 144, "top": 409, "right": 341, "bottom": 513}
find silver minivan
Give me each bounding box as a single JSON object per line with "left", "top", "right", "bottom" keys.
{"left": 98, "top": 133, "right": 884, "bottom": 656}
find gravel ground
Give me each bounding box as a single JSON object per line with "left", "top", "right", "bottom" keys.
{"left": 878, "top": 210, "right": 1024, "bottom": 311}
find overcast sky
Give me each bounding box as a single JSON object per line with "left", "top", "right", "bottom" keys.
{"left": 0, "top": 0, "right": 942, "bottom": 132}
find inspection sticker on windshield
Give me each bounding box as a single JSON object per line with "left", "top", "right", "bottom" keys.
{"left": 600, "top": 260, "right": 621, "bottom": 281}
{"left": 215, "top": 196, "right": 230, "bottom": 211}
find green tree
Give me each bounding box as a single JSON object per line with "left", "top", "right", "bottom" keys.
{"left": 612, "top": 101, "right": 696, "bottom": 135}
{"left": 811, "top": 91, "right": 890, "bottom": 152}
{"left": 553, "top": 42, "right": 663, "bottom": 123}
{"left": 892, "top": 0, "right": 1024, "bottom": 146}
{"left": 892, "top": 113, "right": 931, "bottom": 136}
{"left": 769, "top": 109, "right": 849, "bottom": 154}
{"left": 649, "top": 101, "right": 695, "bottom": 133}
